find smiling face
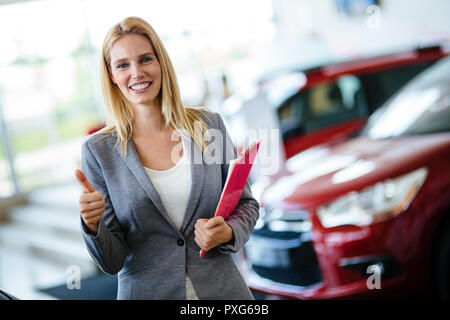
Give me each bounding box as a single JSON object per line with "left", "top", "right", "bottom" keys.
{"left": 109, "top": 33, "right": 162, "bottom": 109}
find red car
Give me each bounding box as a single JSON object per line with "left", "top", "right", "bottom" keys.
{"left": 258, "top": 43, "right": 449, "bottom": 159}
{"left": 239, "top": 56, "right": 450, "bottom": 299}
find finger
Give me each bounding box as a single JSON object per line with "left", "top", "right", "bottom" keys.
{"left": 196, "top": 219, "right": 215, "bottom": 235}
{"left": 206, "top": 216, "right": 224, "bottom": 229}
{"left": 79, "top": 191, "right": 104, "bottom": 204}
{"left": 195, "top": 225, "right": 210, "bottom": 241}
{"left": 79, "top": 199, "right": 105, "bottom": 213}
{"left": 82, "top": 207, "right": 104, "bottom": 221}
{"left": 194, "top": 235, "right": 207, "bottom": 250}
{"left": 83, "top": 215, "right": 102, "bottom": 225}
{"left": 75, "top": 169, "right": 95, "bottom": 193}
{"left": 195, "top": 218, "right": 208, "bottom": 229}
{"left": 195, "top": 226, "right": 219, "bottom": 249}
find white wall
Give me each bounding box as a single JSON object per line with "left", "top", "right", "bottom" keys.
{"left": 265, "top": 0, "right": 450, "bottom": 72}
{"left": 382, "top": 0, "right": 450, "bottom": 34}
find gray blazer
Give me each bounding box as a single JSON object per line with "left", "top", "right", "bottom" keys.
{"left": 80, "top": 110, "right": 259, "bottom": 299}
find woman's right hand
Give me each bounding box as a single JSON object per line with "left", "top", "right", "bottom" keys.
{"left": 75, "top": 169, "right": 105, "bottom": 235}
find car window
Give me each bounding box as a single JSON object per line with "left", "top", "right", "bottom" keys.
{"left": 366, "top": 89, "right": 450, "bottom": 138}
{"left": 277, "top": 93, "right": 306, "bottom": 139}
{"left": 277, "top": 75, "right": 366, "bottom": 139}
{"left": 303, "top": 75, "right": 366, "bottom": 132}
{"left": 406, "top": 95, "right": 450, "bottom": 134}
{"left": 360, "top": 61, "right": 436, "bottom": 114}
{"left": 308, "top": 75, "right": 362, "bottom": 118}
{"left": 364, "top": 57, "right": 450, "bottom": 138}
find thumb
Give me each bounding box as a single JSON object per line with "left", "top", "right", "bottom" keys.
{"left": 75, "top": 169, "right": 95, "bottom": 193}
{"left": 206, "top": 216, "right": 224, "bottom": 229}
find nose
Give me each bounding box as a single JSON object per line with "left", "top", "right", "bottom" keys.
{"left": 130, "top": 63, "right": 144, "bottom": 79}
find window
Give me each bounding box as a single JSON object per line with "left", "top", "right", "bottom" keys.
{"left": 0, "top": 0, "right": 103, "bottom": 192}
{"left": 277, "top": 75, "right": 366, "bottom": 140}
{"left": 0, "top": 0, "right": 275, "bottom": 194}
{"left": 360, "top": 61, "right": 436, "bottom": 114}
{"left": 277, "top": 93, "right": 306, "bottom": 139}
{"left": 304, "top": 75, "right": 366, "bottom": 132}
{"left": 308, "top": 75, "right": 362, "bottom": 118}
{"left": 0, "top": 138, "right": 15, "bottom": 197}
{"left": 365, "top": 58, "right": 450, "bottom": 139}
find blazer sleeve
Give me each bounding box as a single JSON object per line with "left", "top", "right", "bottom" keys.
{"left": 215, "top": 113, "right": 260, "bottom": 254}
{"left": 80, "top": 140, "right": 129, "bottom": 275}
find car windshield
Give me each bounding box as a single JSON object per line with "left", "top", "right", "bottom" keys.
{"left": 363, "top": 58, "right": 450, "bottom": 139}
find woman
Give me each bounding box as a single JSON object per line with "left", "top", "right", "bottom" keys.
{"left": 75, "top": 16, "right": 259, "bottom": 300}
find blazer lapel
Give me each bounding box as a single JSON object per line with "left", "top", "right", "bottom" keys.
{"left": 180, "top": 136, "right": 204, "bottom": 234}
{"left": 118, "top": 138, "right": 182, "bottom": 234}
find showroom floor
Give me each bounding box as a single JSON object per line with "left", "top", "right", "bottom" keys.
{"left": 0, "top": 183, "right": 98, "bottom": 300}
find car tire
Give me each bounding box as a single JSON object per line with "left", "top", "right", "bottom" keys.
{"left": 435, "top": 217, "right": 450, "bottom": 299}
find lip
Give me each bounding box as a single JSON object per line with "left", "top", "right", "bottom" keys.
{"left": 129, "top": 81, "right": 152, "bottom": 93}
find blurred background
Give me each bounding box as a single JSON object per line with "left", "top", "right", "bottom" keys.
{"left": 0, "top": 0, "right": 449, "bottom": 300}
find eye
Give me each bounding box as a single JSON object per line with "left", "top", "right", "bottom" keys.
{"left": 117, "top": 63, "right": 128, "bottom": 69}
{"left": 142, "top": 56, "right": 153, "bottom": 63}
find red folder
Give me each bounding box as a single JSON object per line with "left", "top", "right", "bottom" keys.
{"left": 199, "top": 139, "right": 262, "bottom": 258}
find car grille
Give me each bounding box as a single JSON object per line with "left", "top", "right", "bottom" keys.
{"left": 244, "top": 209, "right": 322, "bottom": 287}
{"left": 251, "top": 264, "right": 321, "bottom": 287}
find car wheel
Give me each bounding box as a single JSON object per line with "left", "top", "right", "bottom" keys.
{"left": 436, "top": 217, "right": 450, "bottom": 299}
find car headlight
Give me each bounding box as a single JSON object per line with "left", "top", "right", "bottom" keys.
{"left": 317, "top": 167, "right": 428, "bottom": 228}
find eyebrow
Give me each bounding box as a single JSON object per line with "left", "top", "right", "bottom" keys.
{"left": 111, "top": 52, "right": 156, "bottom": 65}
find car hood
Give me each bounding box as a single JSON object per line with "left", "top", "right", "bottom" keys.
{"left": 260, "top": 133, "right": 450, "bottom": 209}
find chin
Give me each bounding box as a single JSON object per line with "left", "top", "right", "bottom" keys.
{"left": 132, "top": 99, "right": 160, "bottom": 108}
{"left": 127, "top": 94, "right": 158, "bottom": 106}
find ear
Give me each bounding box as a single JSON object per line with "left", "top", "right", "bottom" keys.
{"left": 108, "top": 67, "right": 117, "bottom": 84}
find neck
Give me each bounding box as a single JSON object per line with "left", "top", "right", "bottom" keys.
{"left": 131, "top": 101, "right": 168, "bottom": 136}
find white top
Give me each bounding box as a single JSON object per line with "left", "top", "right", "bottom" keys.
{"left": 143, "top": 134, "right": 199, "bottom": 300}
{"left": 144, "top": 150, "right": 191, "bottom": 231}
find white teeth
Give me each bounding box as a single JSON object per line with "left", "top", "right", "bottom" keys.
{"left": 130, "top": 82, "right": 151, "bottom": 90}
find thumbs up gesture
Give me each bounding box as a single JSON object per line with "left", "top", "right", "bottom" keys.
{"left": 75, "top": 169, "right": 105, "bottom": 235}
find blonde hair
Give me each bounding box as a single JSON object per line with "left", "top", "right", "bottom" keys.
{"left": 96, "top": 16, "right": 209, "bottom": 156}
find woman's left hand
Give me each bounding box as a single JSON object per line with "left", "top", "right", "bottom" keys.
{"left": 194, "top": 216, "right": 234, "bottom": 252}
